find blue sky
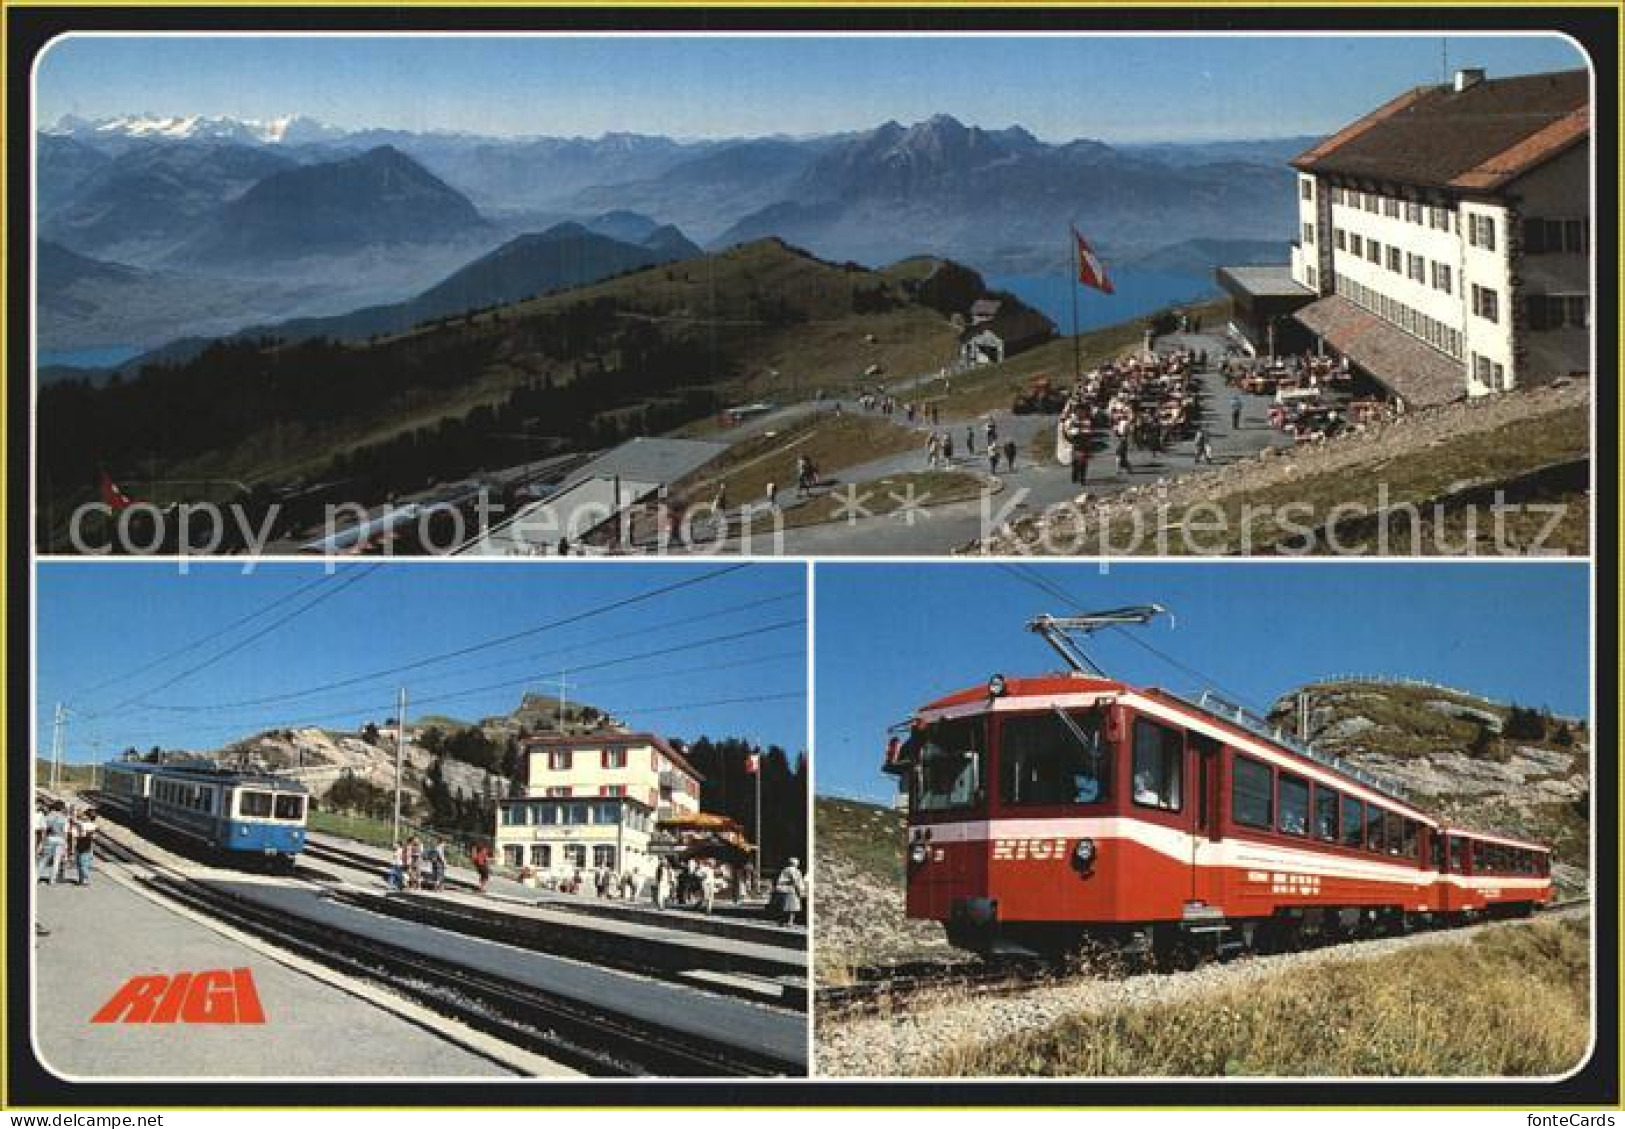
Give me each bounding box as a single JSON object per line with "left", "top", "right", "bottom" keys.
{"left": 36, "top": 562, "right": 807, "bottom": 764}
{"left": 814, "top": 563, "right": 1591, "bottom": 803}
{"left": 36, "top": 34, "right": 1587, "bottom": 143}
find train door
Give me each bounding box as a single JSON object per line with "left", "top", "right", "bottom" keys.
{"left": 1188, "top": 733, "right": 1223, "bottom": 906}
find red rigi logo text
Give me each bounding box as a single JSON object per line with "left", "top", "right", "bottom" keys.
{"left": 91, "top": 967, "right": 266, "bottom": 1024}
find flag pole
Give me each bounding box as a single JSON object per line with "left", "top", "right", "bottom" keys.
{"left": 1069, "top": 225, "right": 1082, "bottom": 384}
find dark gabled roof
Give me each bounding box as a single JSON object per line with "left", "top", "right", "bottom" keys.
{"left": 1293, "top": 69, "right": 1589, "bottom": 192}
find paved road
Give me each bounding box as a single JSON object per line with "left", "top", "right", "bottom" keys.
{"left": 736, "top": 331, "right": 1294, "bottom": 555}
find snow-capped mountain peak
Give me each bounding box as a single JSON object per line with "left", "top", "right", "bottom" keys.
{"left": 47, "top": 112, "right": 345, "bottom": 145}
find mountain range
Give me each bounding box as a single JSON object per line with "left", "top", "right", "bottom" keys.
{"left": 37, "top": 112, "right": 1312, "bottom": 353}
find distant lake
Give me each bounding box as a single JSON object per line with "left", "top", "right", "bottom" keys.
{"left": 39, "top": 345, "right": 143, "bottom": 370}
{"left": 986, "top": 269, "right": 1219, "bottom": 336}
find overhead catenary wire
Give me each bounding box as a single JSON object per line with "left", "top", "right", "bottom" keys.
{"left": 999, "top": 563, "right": 1271, "bottom": 716}
{"left": 139, "top": 617, "right": 806, "bottom": 723}
{"left": 129, "top": 563, "right": 753, "bottom": 715}
{"left": 69, "top": 568, "right": 341, "bottom": 701}
{"left": 136, "top": 587, "right": 803, "bottom": 717}
{"left": 90, "top": 564, "right": 385, "bottom": 717}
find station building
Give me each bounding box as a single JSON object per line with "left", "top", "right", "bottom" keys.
{"left": 1223, "top": 67, "right": 1590, "bottom": 407}
{"left": 493, "top": 730, "right": 703, "bottom": 878}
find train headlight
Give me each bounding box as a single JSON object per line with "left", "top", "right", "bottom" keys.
{"left": 909, "top": 842, "right": 931, "bottom": 866}
{"left": 1073, "top": 838, "right": 1097, "bottom": 866}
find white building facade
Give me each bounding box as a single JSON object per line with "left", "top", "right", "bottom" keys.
{"left": 1287, "top": 68, "right": 1589, "bottom": 403}
{"left": 493, "top": 731, "right": 702, "bottom": 879}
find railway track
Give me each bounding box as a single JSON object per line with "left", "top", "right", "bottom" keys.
{"left": 96, "top": 835, "right": 801, "bottom": 1077}
{"left": 819, "top": 897, "right": 1592, "bottom": 1018}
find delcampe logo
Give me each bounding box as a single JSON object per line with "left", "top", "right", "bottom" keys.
{"left": 90, "top": 968, "right": 266, "bottom": 1025}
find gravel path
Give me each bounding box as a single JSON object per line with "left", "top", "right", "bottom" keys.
{"left": 814, "top": 906, "right": 1589, "bottom": 1077}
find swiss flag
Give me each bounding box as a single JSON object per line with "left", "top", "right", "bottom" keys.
{"left": 1074, "top": 228, "right": 1115, "bottom": 295}
{"left": 98, "top": 471, "right": 136, "bottom": 511}
{"left": 744, "top": 752, "right": 760, "bottom": 775}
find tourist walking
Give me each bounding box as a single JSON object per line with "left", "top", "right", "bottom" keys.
{"left": 1193, "top": 427, "right": 1214, "bottom": 465}
{"left": 770, "top": 858, "right": 806, "bottom": 927}
{"left": 1116, "top": 432, "right": 1132, "bottom": 474}
{"left": 1230, "top": 395, "right": 1243, "bottom": 431}
{"left": 427, "top": 840, "right": 448, "bottom": 890}
{"left": 471, "top": 841, "right": 492, "bottom": 893}
{"left": 71, "top": 807, "right": 98, "bottom": 887}
{"left": 38, "top": 805, "right": 68, "bottom": 885}
{"left": 1071, "top": 441, "right": 1091, "bottom": 485}
{"left": 654, "top": 859, "right": 672, "bottom": 910}
{"left": 1004, "top": 439, "right": 1017, "bottom": 472}
{"left": 965, "top": 425, "right": 975, "bottom": 455}
{"left": 989, "top": 446, "right": 1001, "bottom": 475}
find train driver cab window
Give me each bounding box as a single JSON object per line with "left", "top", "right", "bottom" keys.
{"left": 1130, "top": 718, "right": 1182, "bottom": 811}
{"left": 1001, "top": 708, "right": 1111, "bottom": 806}
{"left": 239, "top": 791, "right": 273, "bottom": 818}
{"left": 1232, "top": 754, "right": 1273, "bottom": 829}
{"left": 914, "top": 717, "right": 989, "bottom": 812}
{"left": 1277, "top": 773, "right": 1309, "bottom": 836}
{"left": 274, "top": 794, "right": 305, "bottom": 821}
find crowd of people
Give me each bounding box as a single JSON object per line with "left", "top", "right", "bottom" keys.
{"left": 923, "top": 417, "right": 1019, "bottom": 476}
{"left": 34, "top": 798, "right": 97, "bottom": 889}
{"left": 387, "top": 835, "right": 450, "bottom": 891}
{"left": 487, "top": 851, "right": 807, "bottom": 926}
{"left": 1057, "top": 347, "right": 1206, "bottom": 483}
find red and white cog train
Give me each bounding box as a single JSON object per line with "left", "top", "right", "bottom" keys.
{"left": 883, "top": 608, "right": 1553, "bottom": 963}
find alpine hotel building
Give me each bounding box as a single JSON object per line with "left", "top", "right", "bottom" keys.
{"left": 1227, "top": 67, "right": 1590, "bottom": 406}
{"left": 494, "top": 731, "right": 703, "bottom": 878}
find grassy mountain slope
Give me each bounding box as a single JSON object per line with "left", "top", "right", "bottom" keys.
{"left": 814, "top": 796, "right": 953, "bottom": 977}
{"left": 38, "top": 238, "right": 968, "bottom": 525}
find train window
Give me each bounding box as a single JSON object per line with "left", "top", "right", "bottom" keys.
{"left": 1471, "top": 841, "right": 1486, "bottom": 872}
{"left": 915, "top": 717, "right": 988, "bottom": 812}
{"left": 1384, "top": 811, "right": 1405, "bottom": 856}
{"left": 1365, "top": 805, "right": 1386, "bottom": 853}
{"left": 1340, "top": 797, "right": 1364, "bottom": 847}
{"left": 1430, "top": 829, "right": 1445, "bottom": 869}
{"left": 1313, "top": 785, "right": 1339, "bottom": 841}
{"left": 1400, "top": 818, "right": 1419, "bottom": 860}
{"left": 1231, "top": 755, "right": 1273, "bottom": 829}
{"left": 1449, "top": 836, "right": 1466, "bottom": 873}
{"left": 1130, "top": 719, "right": 1183, "bottom": 812}
{"left": 1277, "top": 774, "right": 1309, "bottom": 836}
{"left": 1000, "top": 709, "right": 1109, "bottom": 806}
{"left": 274, "top": 795, "right": 304, "bottom": 821}
{"left": 239, "top": 791, "right": 274, "bottom": 818}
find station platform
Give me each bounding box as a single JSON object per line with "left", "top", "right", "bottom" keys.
{"left": 356, "top": 885, "right": 808, "bottom": 990}
{"left": 198, "top": 875, "right": 808, "bottom": 1070}
{"left": 31, "top": 872, "right": 519, "bottom": 1079}
{"left": 305, "top": 831, "right": 807, "bottom": 942}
